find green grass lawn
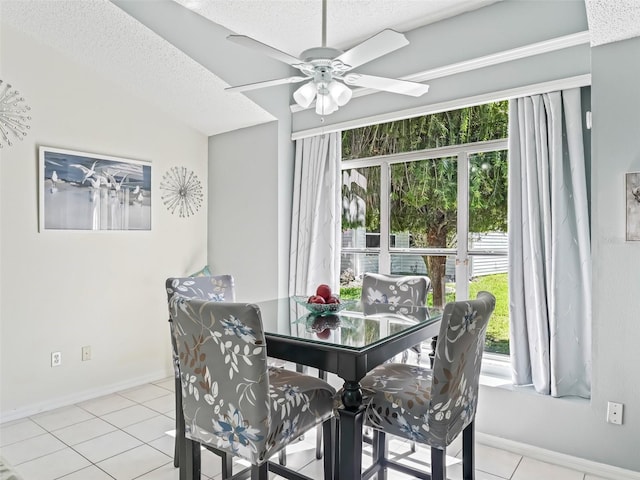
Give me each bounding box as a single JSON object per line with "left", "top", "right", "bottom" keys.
{"left": 469, "top": 273, "right": 509, "bottom": 354}
{"left": 340, "top": 272, "right": 510, "bottom": 355}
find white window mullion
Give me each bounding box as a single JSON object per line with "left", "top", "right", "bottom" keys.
{"left": 456, "top": 152, "right": 470, "bottom": 300}
{"left": 379, "top": 161, "right": 391, "bottom": 274}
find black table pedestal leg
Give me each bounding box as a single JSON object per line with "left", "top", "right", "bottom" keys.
{"left": 338, "top": 381, "right": 365, "bottom": 480}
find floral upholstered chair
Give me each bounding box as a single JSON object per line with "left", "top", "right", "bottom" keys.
{"left": 360, "top": 291, "right": 496, "bottom": 480}
{"left": 172, "top": 298, "right": 336, "bottom": 480}
{"left": 165, "top": 276, "right": 235, "bottom": 473}
{"left": 361, "top": 272, "right": 430, "bottom": 307}
{"left": 361, "top": 272, "right": 431, "bottom": 363}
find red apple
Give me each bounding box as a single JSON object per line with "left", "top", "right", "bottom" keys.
{"left": 316, "top": 284, "right": 332, "bottom": 301}
{"left": 326, "top": 296, "right": 340, "bottom": 304}
{"left": 316, "top": 328, "right": 331, "bottom": 339}
{"left": 308, "top": 295, "right": 326, "bottom": 304}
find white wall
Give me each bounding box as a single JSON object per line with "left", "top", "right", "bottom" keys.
{"left": 207, "top": 122, "right": 280, "bottom": 301}
{"left": 207, "top": 115, "right": 295, "bottom": 301}
{"left": 0, "top": 24, "right": 209, "bottom": 420}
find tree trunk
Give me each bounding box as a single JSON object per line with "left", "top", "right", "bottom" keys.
{"left": 425, "top": 255, "right": 447, "bottom": 308}
{"left": 424, "top": 221, "right": 449, "bottom": 308}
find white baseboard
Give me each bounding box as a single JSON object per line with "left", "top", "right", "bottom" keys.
{"left": 0, "top": 369, "right": 172, "bottom": 424}
{"left": 477, "top": 432, "right": 640, "bottom": 480}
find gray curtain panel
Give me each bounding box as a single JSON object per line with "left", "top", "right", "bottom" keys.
{"left": 508, "top": 88, "right": 591, "bottom": 398}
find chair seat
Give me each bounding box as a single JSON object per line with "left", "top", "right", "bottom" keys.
{"left": 185, "top": 366, "right": 335, "bottom": 464}
{"left": 362, "top": 362, "right": 474, "bottom": 449}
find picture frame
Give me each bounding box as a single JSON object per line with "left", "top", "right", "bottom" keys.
{"left": 625, "top": 172, "right": 640, "bottom": 241}
{"left": 39, "top": 146, "right": 151, "bottom": 231}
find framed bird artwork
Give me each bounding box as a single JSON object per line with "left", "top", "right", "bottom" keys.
{"left": 626, "top": 172, "right": 640, "bottom": 241}
{"left": 39, "top": 146, "right": 151, "bottom": 231}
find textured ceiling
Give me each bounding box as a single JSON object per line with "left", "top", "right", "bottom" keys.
{"left": 172, "top": 0, "right": 496, "bottom": 57}
{"left": 0, "top": 0, "right": 275, "bottom": 136}
{"left": 0, "top": 0, "right": 493, "bottom": 137}
{"left": 4, "top": 1, "right": 637, "bottom": 137}
{"left": 585, "top": 0, "right": 640, "bottom": 46}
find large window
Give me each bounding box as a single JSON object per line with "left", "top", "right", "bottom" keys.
{"left": 340, "top": 103, "right": 509, "bottom": 354}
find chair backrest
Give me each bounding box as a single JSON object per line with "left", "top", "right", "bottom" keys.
{"left": 428, "top": 291, "right": 496, "bottom": 447}
{"left": 166, "top": 275, "right": 236, "bottom": 312}
{"left": 172, "top": 298, "right": 271, "bottom": 464}
{"left": 361, "top": 272, "right": 430, "bottom": 306}
{"left": 166, "top": 275, "right": 235, "bottom": 378}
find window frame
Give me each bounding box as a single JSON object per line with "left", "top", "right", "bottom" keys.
{"left": 341, "top": 138, "right": 508, "bottom": 284}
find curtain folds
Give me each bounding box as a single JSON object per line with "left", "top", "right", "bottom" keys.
{"left": 289, "top": 133, "right": 342, "bottom": 296}
{"left": 508, "top": 88, "right": 592, "bottom": 398}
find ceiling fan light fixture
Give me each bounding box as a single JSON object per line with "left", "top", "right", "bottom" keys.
{"left": 315, "top": 92, "right": 338, "bottom": 116}
{"left": 328, "top": 80, "right": 352, "bottom": 107}
{"left": 293, "top": 81, "right": 318, "bottom": 109}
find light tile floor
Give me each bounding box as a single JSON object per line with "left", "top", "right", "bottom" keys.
{"left": 0, "top": 376, "right": 613, "bottom": 480}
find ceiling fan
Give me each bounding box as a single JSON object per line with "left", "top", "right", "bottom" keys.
{"left": 225, "top": 0, "right": 429, "bottom": 116}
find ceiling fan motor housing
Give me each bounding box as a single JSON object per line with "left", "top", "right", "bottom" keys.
{"left": 314, "top": 67, "right": 333, "bottom": 89}
{"left": 300, "top": 47, "right": 343, "bottom": 63}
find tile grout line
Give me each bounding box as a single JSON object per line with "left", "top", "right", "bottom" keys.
{"left": 509, "top": 455, "right": 524, "bottom": 480}
{"left": 41, "top": 393, "right": 171, "bottom": 478}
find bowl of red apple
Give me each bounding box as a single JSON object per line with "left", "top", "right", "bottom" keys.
{"left": 305, "top": 313, "right": 341, "bottom": 337}
{"left": 293, "top": 284, "right": 357, "bottom": 315}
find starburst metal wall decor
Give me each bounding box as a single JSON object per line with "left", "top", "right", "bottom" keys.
{"left": 160, "top": 166, "right": 204, "bottom": 218}
{"left": 0, "top": 80, "right": 32, "bottom": 148}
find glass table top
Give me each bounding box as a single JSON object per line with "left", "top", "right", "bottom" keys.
{"left": 254, "top": 297, "right": 443, "bottom": 351}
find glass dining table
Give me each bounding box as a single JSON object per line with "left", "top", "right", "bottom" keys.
{"left": 253, "top": 297, "right": 443, "bottom": 480}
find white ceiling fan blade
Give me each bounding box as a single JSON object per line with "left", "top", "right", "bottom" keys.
{"left": 343, "top": 73, "right": 429, "bottom": 97}
{"left": 226, "top": 76, "right": 308, "bottom": 93}
{"left": 335, "top": 29, "right": 409, "bottom": 70}
{"left": 227, "top": 35, "right": 302, "bottom": 66}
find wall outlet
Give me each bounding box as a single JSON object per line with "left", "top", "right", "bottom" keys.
{"left": 607, "top": 401, "right": 623, "bottom": 425}
{"left": 81, "top": 345, "right": 91, "bottom": 361}
{"left": 51, "top": 351, "right": 62, "bottom": 367}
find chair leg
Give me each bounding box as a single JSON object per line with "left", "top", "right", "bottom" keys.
{"left": 176, "top": 376, "right": 190, "bottom": 479}
{"left": 372, "top": 430, "right": 387, "bottom": 480}
{"left": 184, "top": 438, "right": 201, "bottom": 480}
{"left": 316, "top": 370, "right": 328, "bottom": 460}
{"left": 174, "top": 376, "right": 182, "bottom": 468}
{"left": 322, "top": 419, "right": 333, "bottom": 480}
{"left": 333, "top": 415, "right": 340, "bottom": 479}
{"left": 220, "top": 451, "right": 233, "bottom": 480}
{"left": 250, "top": 463, "right": 268, "bottom": 480}
{"left": 316, "top": 426, "right": 323, "bottom": 460}
{"left": 462, "top": 421, "right": 475, "bottom": 480}
{"left": 430, "top": 447, "right": 446, "bottom": 480}
{"left": 174, "top": 430, "right": 179, "bottom": 468}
